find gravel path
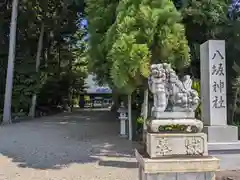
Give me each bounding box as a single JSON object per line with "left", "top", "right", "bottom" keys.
{"left": 0, "top": 110, "right": 138, "bottom": 180}
{"left": 1, "top": 110, "right": 240, "bottom": 180}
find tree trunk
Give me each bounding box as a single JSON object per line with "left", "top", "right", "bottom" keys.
{"left": 2, "top": 0, "right": 19, "bottom": 124}
{"left": 44, "top": 33, "right": 51, "bottom": 68}
{"left": 29, "top": 22, "right": 45, "bottom": 118}
{"left": 230, "top": 88, "right": 239, "bottom": 125}
{"left": 128, "top": 94, "right": 132, "bottom": 141}
{"left": 111, "top": 90, "right": 120, "bottom": 112}
{"left": 68, "top": 45, "right": 73, "bottom": 112}
{"left": 57, "top": 44, "right": 61, "bottom": 78}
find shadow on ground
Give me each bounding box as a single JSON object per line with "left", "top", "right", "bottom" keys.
{"left": 0, "top": 110, "right": 139, "bottom": 170}
{"left": 98, "top": 160, "right": 137, "bottom": 169}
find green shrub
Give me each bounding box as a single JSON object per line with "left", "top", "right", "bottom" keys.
{"left": 192, "top": 79, "right": 201, "bottom": 119}
{"left": 136, "top": 116, "right": 144, "bottom": 124}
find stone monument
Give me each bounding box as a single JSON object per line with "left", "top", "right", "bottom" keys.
{"left": 200, "top": 40, "right": 240, "bottom": 150}
{"left": 135, "top": 63, "right": 219, "bottom": 180}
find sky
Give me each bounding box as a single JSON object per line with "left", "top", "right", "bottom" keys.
{"left": 81, "top": 19, "right": 87, "bottom": 26}
{"left": 78, "top": 19, "right": 87, "bottom": 29}
{"left": 229, "top": 0, "right": 240, "bottom": 18}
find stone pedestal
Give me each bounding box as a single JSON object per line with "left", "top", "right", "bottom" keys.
{"left": 203, "top": 125, "right": 239, "bottom": 144}
{"left": 147, "top": 133, "right": 208, "bottom": 158}
{"left": 135, "top": 149, "right": 220, "bottom": 180}
{"left": 205, "top": 126, "right": 240, "bottom": 151}
{"left": 137, "top": 62, "right": 220, "bottom": 180}
{"left": 204, "top": 126, "right": 238, "bottom": 143}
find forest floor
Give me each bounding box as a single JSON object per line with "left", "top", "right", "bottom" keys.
{"left": 0, "top": 109, "right": 239, "bottom": 180}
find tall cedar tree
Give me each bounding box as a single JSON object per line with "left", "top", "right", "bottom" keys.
{"left": 87, "top": 0, "right": 190, "bottom": 94}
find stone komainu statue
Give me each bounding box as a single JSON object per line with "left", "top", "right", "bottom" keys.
{"left": 148, "top": 63, "right": 200, "bottom": 114}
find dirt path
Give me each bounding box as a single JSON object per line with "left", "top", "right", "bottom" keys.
{"left": 0, "top": 110, "right": 138, "bottom": 180}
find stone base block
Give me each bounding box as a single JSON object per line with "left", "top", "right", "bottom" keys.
{"left": 151, "top": 111, "right": 195, "bottom": 119}
{"left": 135, "top": 149, "right": 220, "bottom": 180}
{"left": 203, "top": 126, "right": 238, "bottom": 143}
{"left": 147, "top": 133, "right": 208, "bottom": 158}
{"left": 148, "top": 119, "right": 203, "bottom": 133}
{"left": 139, "top": 171, "right": 215, "bottom": 180}
{"left": 208, "top": 141, "right": 240, "bottom": 151}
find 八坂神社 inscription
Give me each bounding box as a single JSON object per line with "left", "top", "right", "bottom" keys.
{"left": 212, "top": 96, "right": 225, "bottom": 109}
{"left": 211, "top": 50, "right": 224, "bottom": 60}
{"left": 212, "top": 80, "right": 224, "bottom": 93}
{"left": 211, "top": 48, "right": 226, "bottom": 109}
{"left": 212, "top": 63, "right": 224, "bottom": 76}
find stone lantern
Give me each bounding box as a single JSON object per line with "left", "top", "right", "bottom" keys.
{"left": 117, "top": 102, "right": 128, "bottom": 137}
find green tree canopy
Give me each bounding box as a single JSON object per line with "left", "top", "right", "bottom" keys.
{"left": 0, "top": 0, "right": 87, "bottom": 116}
{"left": 87, "top": 0, "right": 190, "bottom": 94}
